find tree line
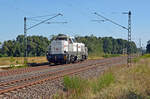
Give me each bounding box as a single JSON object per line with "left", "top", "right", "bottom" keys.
{"left": 0, "top": 35, "right": 137, "bottom": 57}
{"left": 0, "top": 35, "right": 50, "bottom": 57}
{"left": 76, "top": 35, "right": 137, "bottom": 56}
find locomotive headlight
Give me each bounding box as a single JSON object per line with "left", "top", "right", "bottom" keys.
{"left": 64, "top": 56, "right": 66, "bottom": 60}
{"left": 46, "top": 52, "right": 49, "bottom": 55}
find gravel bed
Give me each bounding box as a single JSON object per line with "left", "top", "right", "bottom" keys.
{"left": 0, "top": 57, "right": 119, "bottom": 83}
{"left": 0, "top": 57, "right": 127, "bottom": 99}
{"left": 0, "top": 61, "right": 91, "bottom": 83}
{"left": 0, "top": 69, "right": 5, "bottom": 72}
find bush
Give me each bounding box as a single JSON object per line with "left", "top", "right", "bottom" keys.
{"left": 9, "top": 57, "right": 15, "bottom": 68}
{"left": 0, "top": 54, "right": 3, "bottom": 57}
{"left": 63, "top": 76, "right": 88, "bottom": 95}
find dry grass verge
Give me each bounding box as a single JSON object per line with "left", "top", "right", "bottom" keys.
{"left": 0, "top": 56, "right": 47, "bottom": 66}
{"left": 53, "top": 55, "right": 150, "bottom": 99}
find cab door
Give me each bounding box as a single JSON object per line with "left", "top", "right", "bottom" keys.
{"left": 68, "top": 38, "right": 73, "bottom": 52}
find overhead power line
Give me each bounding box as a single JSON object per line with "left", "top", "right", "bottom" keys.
{"left": 27, "top": 18, "right": 67, "bottom": 24}
{"left": 26, "top": 13, "right": 63, "bottom": 30}
{"left": 91, "top": 19, "right": 105, "bottom": 23}
{"left": 94, "top": 12, "right": 128, "bottom": 30}
{"left": 46, "top": 22, "right": 67, "bottom": 24}
{"left": 27, "top": 14, "right": 58, "bottom": 19}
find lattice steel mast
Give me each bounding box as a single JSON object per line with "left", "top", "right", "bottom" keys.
{"left": 127, "top": 11, "right": 131, "bottom": 66}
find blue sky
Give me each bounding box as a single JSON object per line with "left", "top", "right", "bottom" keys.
{"left": 0, "top": 0, "right": 149, "bottom": 48}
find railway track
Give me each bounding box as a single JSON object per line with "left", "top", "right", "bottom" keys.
{"left": 0, "top": 65, "right": 50, "bottom": 77}
{"left": 0, "top": 57, "right": 122, "bottom": 83}
{"left": 0, "top": 60, "right": 89, "bottom": 77}
{"left": 0, "top": 60, "right": 98, "bottom": 83}
{"left": 0, "top": 57, "right": 126, "bottom": 97}
{"left": 0, "top": 57, "right": 120, "bottom": 77}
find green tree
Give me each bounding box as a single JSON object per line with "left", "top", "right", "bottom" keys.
{"left": 2, "top": 40, "right": 15, "bottom": 56}
{"left": 146, "top": 40, "right": 150, "bottom": 53}
{"left": 0, "top": 42, "right": 2, "bottom": 57}
{"left": 112, "top": 39, "right": 118, "bottom": 54}
{"left": 76, "top": 35, "right": 103, "bottom": 56}
{"left": 27, "top": 35, "right": 50, "bottom": 57}
{"left": 102, "top": 37, "right": 113, "bottom": 54}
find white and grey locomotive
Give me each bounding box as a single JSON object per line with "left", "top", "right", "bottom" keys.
{"left": 46, "top": 34, "right": 88, "bottom": 64}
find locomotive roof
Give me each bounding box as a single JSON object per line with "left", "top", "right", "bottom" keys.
{"left": 57, "top": 34, "right": 67, "bottom": 38}
{"left": 56, "top": 34, "right": 73, "bottom": 39}
{"left": 55, "top": 34, "right": 76, "bottom": 41}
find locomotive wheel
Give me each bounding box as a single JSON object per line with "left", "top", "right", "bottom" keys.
{"left": 64, "top": 55, "right": 70, "bottom": 64}
{"left": 83, "top": 55, "right": 86, "bottom": 60}
{"left": 64, "top": 60, "right": 69, "bottom": 64}
{"left": 81, "top": 55, "right": 84, "bottom": 61}
{"left": 70, "top": 55, "right": 75, "bottom": 63}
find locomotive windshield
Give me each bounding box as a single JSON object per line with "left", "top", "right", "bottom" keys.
{"left": 55, "top": 36, "right": 67, "bottom": 41}
{"left": 72, "top": 38, "right": 77, "bottom": 43}
{"left": 56, "top": 37, "right": 67, "bottom": 41}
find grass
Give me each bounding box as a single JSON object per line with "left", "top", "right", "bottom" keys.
{"left": 0, "top": 54, "right": 121, "bottom": 66}
{"left": 0, "top": 56, "right": 47, "bottom": 66}
{"left": 53, "top": 73, "right": 115, "bottom": 99}
{"left": 133, "top": 54, "right": 150, "bottom": 63}
{"left": 88, "top": 55, "right": 104, "bottom": 60}
{"left": 53, "top": 54, "right": 150, "bottom": 99}
{"left": 9, "top": 64, "right": 28, "bottom": 69}
{"left": 88, "top": 54, "right": 121, "bottom": 59}
{"left": 88, "top": 53, "right": 104, "bottom": 60}
{"left": 102, "top": 54, "right": 121, "bottom": 58}
{"left": 63, "top": 76, "right": 88, "bottom": 96}
{"left": 90, "top": 72, "right": 115, "bottom": 94}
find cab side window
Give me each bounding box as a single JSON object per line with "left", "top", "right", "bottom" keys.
{"left": 72, "top": 38, "right": 77, "bottom": 43}
{"left": 69, "top": 38, "right": 73, "bottom": 44}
